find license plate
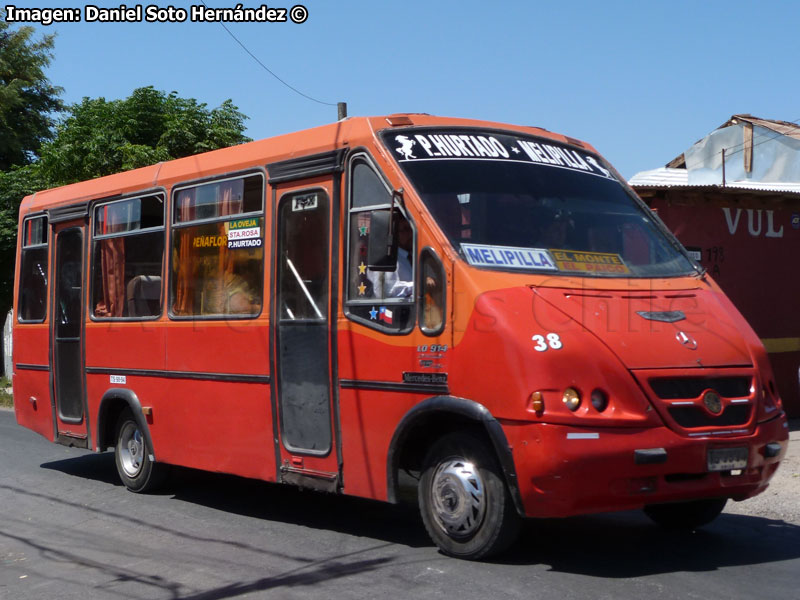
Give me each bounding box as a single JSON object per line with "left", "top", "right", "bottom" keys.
{"left": 707, "top": 447, "right": 748, "bottom": 472}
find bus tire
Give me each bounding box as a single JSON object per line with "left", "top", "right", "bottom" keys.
{"left": 418, "top": 432, "right": 520, "bottom": 560}
{"left": 643, "top": 498, "right": 727, "bottom": 530}
{"left": 114, "top": 408, "right": 167, "bottom": 493}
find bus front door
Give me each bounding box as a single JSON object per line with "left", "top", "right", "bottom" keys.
{"left": 51, "top": 222, "right": 89, "bottom": 447}
{"left": 273, "top": 186, "right": 339, "bottom": 490}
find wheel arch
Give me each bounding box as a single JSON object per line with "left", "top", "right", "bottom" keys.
{"left": 95, "top": 388, "right": 157, "bottom": 461}
{"left": 386, "top": 395, "right": 524, "bottom": 515}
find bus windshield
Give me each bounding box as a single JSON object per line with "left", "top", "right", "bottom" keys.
{"left": 384, "top": 129, "right": 696, "bottom": 278}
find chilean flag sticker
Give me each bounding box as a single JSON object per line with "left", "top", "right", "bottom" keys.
{"left": 379, "top": 306, "right": 393, "bottom": 324}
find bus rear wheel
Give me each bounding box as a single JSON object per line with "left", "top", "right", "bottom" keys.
{"left": 644, "top": 498, "right": 728, "bottom": 530}
{"left": 114, "top": 408, "right": 167, "bottom": 493}
{"left": 418, "top": 432, "right": 520, "bottom": 560}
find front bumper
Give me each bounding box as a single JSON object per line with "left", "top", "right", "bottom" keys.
{"left": 503, "top": 413, "right": 789, "bottom": 518}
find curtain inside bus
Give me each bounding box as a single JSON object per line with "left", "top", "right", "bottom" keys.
{"left": 217, "top": 182, "right": 241, "bottom": 280}
{"left": 204, "top": 182, "right": 243, "bottom": 313}
{"left": 174, "top": 182, "right": 243, "bottom": 315}
{"left": 95, "top": 206, "right": 126, "bottom": 317}
{"left": 174, "top": 188, "right": 197, "bottom": 315}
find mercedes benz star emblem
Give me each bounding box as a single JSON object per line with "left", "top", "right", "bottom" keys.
{"left": 676, "top": 331, "right": 698, "bottom": 350}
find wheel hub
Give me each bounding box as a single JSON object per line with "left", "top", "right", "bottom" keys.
{"left": 430, "top": 459, "right": 486, "bottom": 538}
{"left": 119, "top": 423, "right": 144, "bottom": 478}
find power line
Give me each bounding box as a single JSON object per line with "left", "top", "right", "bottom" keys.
{"left": 199, "top": 1, "right": 337, "bottom": 107}
{"left": 721, "top": 116, "right": 800, "bottom": 158}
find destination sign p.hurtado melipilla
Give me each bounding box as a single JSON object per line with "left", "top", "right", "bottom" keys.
{"left": 389, "top": 130, "right": 614, "bottom": 179}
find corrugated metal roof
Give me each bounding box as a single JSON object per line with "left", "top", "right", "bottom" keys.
{"left": 628, "top": 167, "right": 800, "bottom": 195}
{"left": 727, "top": 114, "right": 800, "bottom": 141}
{"left": 666, "top": 114, "right": 800, "bottom": 168}
{"left": 629, "top": 167, "right": 689, "bottom": 187}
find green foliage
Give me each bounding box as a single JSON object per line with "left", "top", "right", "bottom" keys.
{"left": 0, "top": 164, "right": 44, "bottom": 314}
{"left": 0, "top": 377, "right": 14, "bottom": 408}
{"left": 0, "top": 12, "right": 252, "bottom": 319}
{"left": 0, "top": 14, "right": 63, "bottom": 170}
{"left": 38, "top": 87, "right": 251, "bottom": 184}
{"left": 0, "top": 14, "right": 62, "bottom": 317}
{"left": 0, "top": 79, "right": 250, "bottom": 315}
{"left": 0, "top": 164, "right": 42, "bottom": 245}
{"left": 0, "top": 376, "right": 12, "bottom": 409}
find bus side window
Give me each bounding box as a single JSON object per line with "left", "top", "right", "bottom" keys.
{"left": 420, "top": 248, "right": 445, "bottom": 335}
{"left": 345, "top": 157, "right": 414, "bottom": 333}
{"left": 278, "top": 191, "right": 328, "bottom": 321}
{"left": 18, "top": 216, "right": 49, "bottom": 322}
{"left": 92, "top": 194, "right": 165, "bottom": 319}
{"left": 170, "top": 174, "right": 265, "bottom": 319}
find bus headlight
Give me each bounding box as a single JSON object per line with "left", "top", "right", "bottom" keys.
{"left": 590, "top": 389, "right": 609, "bottom": 412}
{"left": 562, "top": 387, "right": 581, "bottom": 411}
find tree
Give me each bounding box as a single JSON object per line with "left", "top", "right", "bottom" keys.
{"left": 0, "top": 163, "right": 45, "bottom": 316}
{"left": 0, "top": 13, "right": 60, "bottom": 320}
{"left": 0, "top": 16, "right": 252, "bottom": 328}
{"left": 0, "top": 14, "right": 63, "bottom": 169}
{"left": 38, "top": 86, "right": 251, "bottom": 184}
{"left": 0, "top": 81, "right": 250, "bottom": 317}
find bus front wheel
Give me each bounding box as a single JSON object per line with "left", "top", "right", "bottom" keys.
{"left": 114, "top": 408, "right": 167, "bottom": 493}
{"left": 418, "top": 432, "right": 520, "bottom": 560}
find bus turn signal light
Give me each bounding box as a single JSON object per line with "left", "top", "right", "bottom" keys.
{"left": 529, "top": 391, "right": 544, "bottom": 413}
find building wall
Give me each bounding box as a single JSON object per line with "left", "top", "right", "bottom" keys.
{"left": 644, "top": 189, "right": 800, "bottom": 417}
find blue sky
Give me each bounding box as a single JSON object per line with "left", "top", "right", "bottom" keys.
{"left": 14, "top": 0, "right": 800, "bottom": 178}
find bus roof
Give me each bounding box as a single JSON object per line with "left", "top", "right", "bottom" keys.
{"left": 20, "top": 114, "right": 595, "bottom": 216}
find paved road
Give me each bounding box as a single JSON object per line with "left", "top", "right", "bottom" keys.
{"left": 1, "top": 408, "right": 798, "bottom": 600}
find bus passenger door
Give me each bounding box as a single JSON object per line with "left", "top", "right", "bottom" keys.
{"left": 273, "top": 185, "right": 339, "bottom": 490}
{"left": 51, "top": 221, "right": 89, "bottom": 446}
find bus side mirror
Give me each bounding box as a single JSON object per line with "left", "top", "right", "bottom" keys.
{"left": 367, "top": 209, "right": 398, "bottom": 271}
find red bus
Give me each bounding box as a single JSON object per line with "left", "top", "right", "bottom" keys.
{"left": 13, "top": 114, "right": 789, "bottom": 559}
